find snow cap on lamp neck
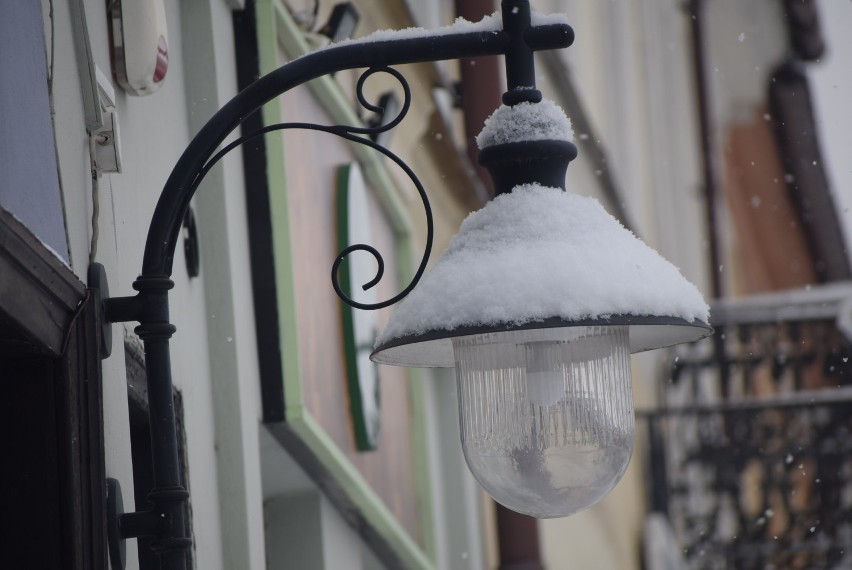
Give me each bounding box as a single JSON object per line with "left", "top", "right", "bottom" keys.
{"left": 476, "top": 97, "right": 578, "bottom": 195}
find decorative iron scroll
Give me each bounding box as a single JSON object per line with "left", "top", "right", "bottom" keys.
{"left": 643, "top": 319, "right": 852, "bottom": 570}
{"left": 181, "top": 66, "right": 430, "bottom": 311}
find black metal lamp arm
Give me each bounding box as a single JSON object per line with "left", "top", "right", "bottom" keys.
{"left": 143, "top": 19, "right": 572, "bottom": 279}
{"left": 96, "top": 2, "right": 573, "bottom": 569}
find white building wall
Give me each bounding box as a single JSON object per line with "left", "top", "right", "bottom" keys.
{"left": 811, "top": 0, "right": 852, "bottom": 264}
{"left": 548, "top": 0, "right": 708, "bottom": 287}
{"left": 178, "top": 1, "right": 268, "bottom": 568}
{"left": 421, "top": 369, "right": 492, "bottom": 570}
{"left": 45, "top": 0, "right": 266, "bottom": 568}
{"left": 535, "top": 2, "right": 710, "bottom": 568}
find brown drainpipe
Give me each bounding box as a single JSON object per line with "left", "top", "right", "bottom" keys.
{"left": 495, "top": 503, "right": 544, "bottom": 570}
{"left": 457, "top": 0, "right": 502, "bottom": 197}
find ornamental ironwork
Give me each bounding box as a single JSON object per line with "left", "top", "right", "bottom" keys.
{"left": 643, "top": 295, "right": 852, "bottom": 570}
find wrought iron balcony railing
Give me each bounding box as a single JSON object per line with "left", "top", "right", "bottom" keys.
{"left": 640, "top": 283, "right": 852, "bottom": 570}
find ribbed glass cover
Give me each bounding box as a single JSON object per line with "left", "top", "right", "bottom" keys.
{"left": 454, "top": 326, "right": 633, "bottom": 518}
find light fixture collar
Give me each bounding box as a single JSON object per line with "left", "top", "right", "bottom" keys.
{"left": 479, "top": 139, "right": 577, "bottom": 195}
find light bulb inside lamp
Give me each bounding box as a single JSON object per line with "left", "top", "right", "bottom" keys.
{"left": 453, "top": 326, "right": 633, "bottom": 518}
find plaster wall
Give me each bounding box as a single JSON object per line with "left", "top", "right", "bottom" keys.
{"left": 545, "top": 0, "right": 707, "bottom": 291}
{"left": 264, "top": 489, "right": 393, "bottom": 570}
{"left": 44, "top": 0, "right": 265, "bottom": 567}
{"left": 810, "top": 0, "right": 852, "bottom": 266}
{"left": 421, "top": 369, "right": 492, "bottom": 570}
{"left": 534, "top": 2, "right": 708, "bottom": 568}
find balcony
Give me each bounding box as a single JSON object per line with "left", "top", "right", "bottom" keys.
{"left": 641, "top": 283, "right": 852, "bottom": 569}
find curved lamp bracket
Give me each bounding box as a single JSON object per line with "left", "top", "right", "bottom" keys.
{"left": 91, "top": 2, "right": 574, "bottom": 569}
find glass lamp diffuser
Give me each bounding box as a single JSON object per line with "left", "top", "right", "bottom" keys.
{"left": 455, "top": 326, "right": 633, "bottom": 518}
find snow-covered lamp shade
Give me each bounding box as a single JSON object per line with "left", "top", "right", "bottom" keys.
{"left": 371, "top": 98, "right": 711, "bottom": 518}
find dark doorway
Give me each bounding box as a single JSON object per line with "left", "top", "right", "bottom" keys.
{"left": 0, "top": 208, "right": 107, "bottom": 569}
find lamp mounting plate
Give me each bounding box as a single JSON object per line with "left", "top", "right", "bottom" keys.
{"left": 87, "top": 262, "right": 113, "bottom": 358}
{"left": 107, "top": 478, "right": 127, "bottom": 570}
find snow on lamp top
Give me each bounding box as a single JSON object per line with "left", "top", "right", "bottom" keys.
{"left": 476, "top": 99, "right": 574, "bottom": 149}
{"left": 376, "top": 184, "right": 709, "bottom": 347}
{"left": 323, "top": 11, "right": 571, "bottom": 50}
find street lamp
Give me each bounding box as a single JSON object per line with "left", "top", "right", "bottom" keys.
{"left": 371, "top": 99, "right": 711, "bottom": 518}
{"left": 94, "top": 1, "right": 710, "bottom": 567}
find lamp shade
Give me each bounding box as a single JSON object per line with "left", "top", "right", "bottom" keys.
{"left": 371, "top": 183, "right": 711, "bottom": 367}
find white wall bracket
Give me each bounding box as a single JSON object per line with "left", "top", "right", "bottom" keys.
{"left": 91, "top": 66, "right": 122, "bottom": 174}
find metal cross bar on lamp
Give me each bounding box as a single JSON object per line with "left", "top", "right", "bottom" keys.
{"left": 89, "top": 1, "right": 710, "bottom": 568}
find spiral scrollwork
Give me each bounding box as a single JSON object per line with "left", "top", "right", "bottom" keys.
{"left": 185, "top": 65, "right": 432, "bottom": 311}
{"left": 351, "top": 66, "right": 411, "bottom": 136}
